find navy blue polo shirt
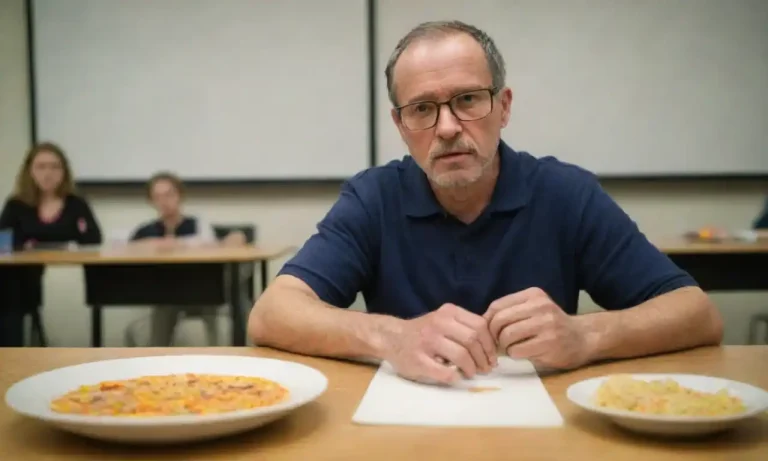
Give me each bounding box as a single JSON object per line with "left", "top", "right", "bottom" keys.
{"left": 279, "top": 141, "right": 697, "bottom": 318}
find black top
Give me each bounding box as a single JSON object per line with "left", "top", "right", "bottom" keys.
{"left": 130, "top": 216, "right": 202, "bottom": 241}
{"left": 0, "top": 194, "right": 102, "bottom": 310}
{"left": 0, "top": 194, "right": 102, "bottom": 250}
{"left": 754, "top": 197, "right": 768, "bottom": 229}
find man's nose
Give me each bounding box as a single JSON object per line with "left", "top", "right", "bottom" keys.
{"left": 434, "top": 104, "right": 462, "bottom": 140}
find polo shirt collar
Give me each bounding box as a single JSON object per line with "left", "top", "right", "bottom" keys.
{"left": 403, "top": 140, "right": 530, "bottom": 218}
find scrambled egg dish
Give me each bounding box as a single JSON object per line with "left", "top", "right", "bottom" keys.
{"left": 50, "top": 373, "right": 290, "bottom": 416}
{"left": 594, "top": 375, "right": 746, "bottom": 417}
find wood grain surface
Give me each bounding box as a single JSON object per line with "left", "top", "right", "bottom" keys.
{"left": 0, "top": 245, "right": 294, "bottom": 265}
{"left": 1, "top": 346, "right": 766, "bottom": 461}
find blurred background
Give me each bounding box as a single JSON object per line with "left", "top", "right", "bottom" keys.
{"left": 1, "top": 0, "right": 766, "bottom": 346}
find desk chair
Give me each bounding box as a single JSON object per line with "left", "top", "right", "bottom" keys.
{"left": 213, "top": 224, "right": 257, "bottom": 306}
{"left": 123, "top": 224, "right": 257, "bottom": 347}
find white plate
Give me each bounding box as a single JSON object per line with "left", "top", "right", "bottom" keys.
{"left": 4, "top": 355, "right": 328, "bottom": 444}
{"left": 567, "top": 373, "right": 768, "bottom": 437}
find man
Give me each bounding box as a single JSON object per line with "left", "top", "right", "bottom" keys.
{"left": 128, "top": 172, "right": 245, "bottom": 346}
{"left": 248, "top": 21, "right": 723, "bottom": 384}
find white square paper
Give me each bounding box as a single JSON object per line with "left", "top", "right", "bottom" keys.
{"left": 352, "top": 357, "right": 564, "bottom": 427}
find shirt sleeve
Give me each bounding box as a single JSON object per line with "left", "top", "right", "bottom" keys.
{"left": 574, "top": 176, "right": 698, "bottom": 310}
{"left": 73, "top": 196, "right": 103, "bottom": 245}
{"left": 278, "top": 180, "right": 378, "bottom": 308}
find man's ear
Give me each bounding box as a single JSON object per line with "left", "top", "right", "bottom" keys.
{"left": 391, "top": 107, "right": 407, "bottom": 141}
{"left": 499, "top": 87, "right": 513, "bottom": 128}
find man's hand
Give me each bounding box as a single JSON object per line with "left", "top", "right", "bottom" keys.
{"left": 382, "top": 304, "right": 497, "bottom": 385}
{"left": 484, "top": 288, "right": 592, "bottom": 370}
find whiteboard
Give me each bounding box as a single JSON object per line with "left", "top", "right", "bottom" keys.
{"left": 376, "top": 0, "right": 768, "bottom": 176}
{"left": 32, "top": 0, "right": 370, "bottom": 181}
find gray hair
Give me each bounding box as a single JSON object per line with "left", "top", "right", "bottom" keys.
{"left": 384, "top": 20, "right": 506, "bottom": 107}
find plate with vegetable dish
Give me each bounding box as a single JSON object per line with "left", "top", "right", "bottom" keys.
{"left": 566, "top": 373, "right": 768, "bottom": 437}
{"left": 4, "top": 355, "right": 328, "bottom": 444}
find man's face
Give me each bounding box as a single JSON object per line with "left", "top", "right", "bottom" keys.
{"left": 149, "top": 179, "right": 181, "bottom": 218}
{"left": 390, "top": 33, "right": 512, "bottom": 188}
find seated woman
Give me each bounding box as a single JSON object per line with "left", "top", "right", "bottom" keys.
{"left": 127, "top": 172, "right": 245, "bottom": 346}
{"left": 0, "top": 142, "right": 102, "bottom": 346}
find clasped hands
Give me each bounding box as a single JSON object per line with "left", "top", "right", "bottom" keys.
{"left": 385, "top": 288, "right": 592, "bottom": 385}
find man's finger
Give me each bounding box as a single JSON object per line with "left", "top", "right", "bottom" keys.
{"left": 442, "top": 320, "right": 493, "bottom": 373}
{"left": 488, "top": 299, "right": 549, "bottom": 341}
{"left": 417, "top": 355, "right": 462, "bottom": 385}
{"left": 497, "top": 314, "right": 547, "bottom": 351}
{"left": 484, "top": 287, "right": 547, "bottom": 321}
{"left": 506, "top": 334, "right": 549, "bottom": 360}
{"left": 451, "top": 311, "right": 497, "bottom": 368}
{"left": 484, "top": 292, "right": 529, "bottom": 321}
{"left": 432, "top": 335, "right": 477, "bottom": 379}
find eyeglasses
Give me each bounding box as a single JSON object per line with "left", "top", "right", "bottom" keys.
{"left": 396, "top": 88, "right": 499, "bottom": 131}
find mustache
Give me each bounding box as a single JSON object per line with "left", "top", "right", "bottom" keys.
{"left": 428, "top": 141, "right": 478, "bottom": 161}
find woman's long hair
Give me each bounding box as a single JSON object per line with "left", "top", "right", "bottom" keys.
{"left": 12, "top": 142, "right": 77, "bottom": 206}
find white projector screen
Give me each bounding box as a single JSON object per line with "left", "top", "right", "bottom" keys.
{"left": 376, "top": 0, "right": 768, "bottom": 177}
{"left": 32, "top": 0, "right": 370, "bottom": 182}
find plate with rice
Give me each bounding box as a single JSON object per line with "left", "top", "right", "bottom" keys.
{"left": 566, "top": 373, "right": 768, "bottom": 436}
{"left": 4, "top": 355, "right": 328, "bottom": 444}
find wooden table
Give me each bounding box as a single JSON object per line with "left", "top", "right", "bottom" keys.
{"left": 1, "top": 346, "right": 766, "bottom": 460}
{"left": 654, "top": 238, "right": 768, "bottom": 291}
{"left": 0, "top": 245, "right": 293, "bottom": 347}
{"left": 0, "top": 244, "right": 294, "bottom": 268}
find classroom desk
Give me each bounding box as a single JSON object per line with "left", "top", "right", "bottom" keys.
{"left": 655, "top": 238, "right": 768, "bottom": 291}
{"left": 0, "top": 346, "right": 765, "bottom": 461}
{"left": 0, "top": 245, "right": 293, "bottom": 347}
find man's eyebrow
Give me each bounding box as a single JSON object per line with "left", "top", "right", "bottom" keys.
{"left": 402, "top": 86, "right": 490, "bottom": 106}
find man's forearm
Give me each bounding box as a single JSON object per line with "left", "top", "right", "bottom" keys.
{"left": 248, "top": 282, "right": 403, "bottom": 361}
{"left": 577, "top": 287, "right": 723, "bottom": 363}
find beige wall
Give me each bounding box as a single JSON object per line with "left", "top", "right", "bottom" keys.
{"left": 2, "top": 0, "right": 766, "bottom": 347}
{"left": 0, "top": 0, "right": 30, "bottom": 189}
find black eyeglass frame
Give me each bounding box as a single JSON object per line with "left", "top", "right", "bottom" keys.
{"left": 395, "top": 87, "right": 501, "bottom": 131}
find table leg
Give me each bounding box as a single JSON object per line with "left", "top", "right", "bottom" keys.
{"left": 0, "top": 266, "right": 25, "bottom": 347}
{"left": 229, "top": 263, "right": 245, "bottom": 346}
{"left": 91, "top": 305, "right": 102, "bottom": 347}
